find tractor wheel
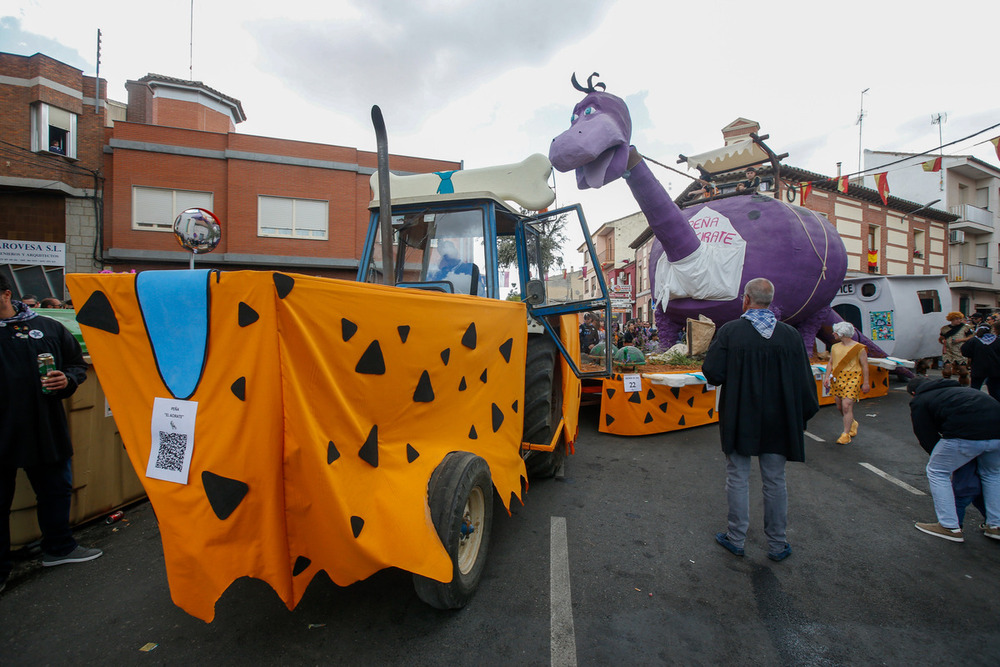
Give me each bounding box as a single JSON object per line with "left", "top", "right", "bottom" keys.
{"left": 413, "top": 452, "right": 493, "bottom": 609}
{"left": 523, "top": 335, "right": 565, "bottom": 479}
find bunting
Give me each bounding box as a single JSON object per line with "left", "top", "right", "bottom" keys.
{"left": 873, "top": 172, "right": 890, "bottom": 205}
{"left": 836, "top": 176, "right": 849, "bottom": 193}
{"left": 868, "top": 249, "right": 878, "bottom": 269}
{"left": 992, "top": 137, "right": 1000, "bottom": 161}
{"left": 922, "top": 156, "right": 942, "bottom": 172}
{"left": 799, "top": 181, "right": 813, "bottom": 205}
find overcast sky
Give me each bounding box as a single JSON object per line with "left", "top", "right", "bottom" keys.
{"left": 4, "top": 0, "right": 999, "bottom": 266}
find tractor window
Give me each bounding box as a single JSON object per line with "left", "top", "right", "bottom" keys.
{"left": 390, "top": 207, "right": 488, "bottom": 296}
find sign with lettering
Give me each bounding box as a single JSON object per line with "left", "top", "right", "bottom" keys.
{"left": 838, "top": 283, "right": 855, "bottom": 295}
{"left": 687, "top": 209, "right": 744, "bottom": 246}
{"left": 0, "top": 240, "right": 66, "bottom": 266}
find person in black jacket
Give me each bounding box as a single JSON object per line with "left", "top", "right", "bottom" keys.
{"left": 960, "top": 321, "right": 1000, "bottom": 402}
{"left": 0, "top": 275, "right": 102, "bottom": 594}
{"left": 703, "top": 278, "right": 819, "bottom": 562}
{"left": 908, "top": 377, "right": 1000, "bottom": 543}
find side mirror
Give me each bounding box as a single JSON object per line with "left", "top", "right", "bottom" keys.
{"left": 525, "top": 279, "right": 545, "bottom": 305}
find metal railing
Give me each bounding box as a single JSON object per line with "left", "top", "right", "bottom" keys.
{"left": 949, "top": 263, "right": 993, "bottom": 284}
{"left": 949, "top": 204, "right": 994, "bottom": 228}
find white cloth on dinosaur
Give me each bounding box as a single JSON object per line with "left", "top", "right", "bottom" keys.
{"left": 655, "top": 205, "right": 747, "bottom": 311}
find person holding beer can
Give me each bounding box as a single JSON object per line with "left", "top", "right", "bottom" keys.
{"left": 0, "top": 275, "right": 100, "bottom": 596}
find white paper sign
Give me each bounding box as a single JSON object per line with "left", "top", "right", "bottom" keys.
{"left": 623, "top": 374, "right": 642, "bottom": 393}
{"left": 146, "top": 397, "right": 198, "bottom": 484}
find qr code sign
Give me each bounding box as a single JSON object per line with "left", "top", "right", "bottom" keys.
{"left": 155, "top": 431, "right": 189, "bottom": 472}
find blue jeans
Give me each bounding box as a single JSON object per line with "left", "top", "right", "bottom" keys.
{"left": 725, "top": 452, "right": 788, "bottom": 553}
{"left": 926, "top": 438, "right": 1000, "bottom": 530}
{"left": 1, "top": 458, "right": 78, "bottom": 582}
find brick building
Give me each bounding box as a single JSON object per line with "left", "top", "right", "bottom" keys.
{"left": 1, "top": 52, "right": 461, "bottom": 298}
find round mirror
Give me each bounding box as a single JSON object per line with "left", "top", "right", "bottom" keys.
{"left": 173, "top": 208, "right": 222, "bottom": 254}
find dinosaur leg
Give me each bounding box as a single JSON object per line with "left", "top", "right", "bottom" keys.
{"left": 654, "top": 307, "right": 682, "bottom": 349}
{"left": 796, "top": 306, "right": 831, "bottom": 358}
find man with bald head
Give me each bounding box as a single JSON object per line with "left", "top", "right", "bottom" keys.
{"left": 702, "top": 278, "right": 819, "bottom": 562}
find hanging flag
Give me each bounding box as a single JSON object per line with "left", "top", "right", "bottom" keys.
{"left": 992, "top": 137, "right": 1000, "bottom": 161}
{"left": 836, "top": 176, "right": 849, "bottom": 193}
{"left": 582, "top": 265, "right": 587, "bottom": 278}
{"left": 800, "top": 181, "right": 813, "bottom": 205}
{"left": 873, "top": 172, "right": 890, "bottom": 205}
{"left": 868, "top": 249, "right": 878, "bottom": 268}
{"left": 502, "top": 271, "right": 509, "bottom": 287}
{"left": 922, "top": 157, "right": 942, "bottom": 172}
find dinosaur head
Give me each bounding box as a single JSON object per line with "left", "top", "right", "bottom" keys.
{"left": 549, "top": 73, "right": 632, "bottom": 190}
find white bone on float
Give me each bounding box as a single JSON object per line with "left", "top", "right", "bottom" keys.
{"left": 370, "top": 153, "right": 555, "bottom": 212}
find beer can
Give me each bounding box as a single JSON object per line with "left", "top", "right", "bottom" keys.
{"left": 106, "top": 510, "right": 125, "bottom": 525}
{"left": 37, "top": 353, "right": 56, "bottom": 394}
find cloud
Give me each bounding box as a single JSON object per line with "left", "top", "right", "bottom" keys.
{"left": 246, "top": 0, "right": 611, "bottom": 132}
{"left": 0, "top": 16, "right": 92, "bottom": 70}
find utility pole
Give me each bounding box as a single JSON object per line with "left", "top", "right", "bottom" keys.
{"left": 856, "top": 88, "right": 870, "bottom": 180}
{"left": 931, "top": 113, "right": 947, "bottom": 192}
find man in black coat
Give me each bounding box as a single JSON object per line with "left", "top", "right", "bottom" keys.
{"left": 1, "top": 275, "right": 101, "bottom": 594}
{"left": 703, "top": 278, "right": 819, "bottom": 562}
{"left": 960, "top": 322, "right": 1000, "bottom": 401}
{"left": 908, "top": 377, "right": 1000, "bottom": 542}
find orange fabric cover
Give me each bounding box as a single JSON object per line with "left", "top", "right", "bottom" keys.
{"left": 66, "top": 271, "right": 528, "bottom": 622}
{"left": 599, "top": 375, "right": 718, "bottom": 436}
{"left": 818, "top": 365, "right": 888, "bottom": 405}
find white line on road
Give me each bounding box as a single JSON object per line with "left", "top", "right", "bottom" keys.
{"left": 551, "top": 516, "right": 577, "bottom": 667}
{"left": 804, "top": 431, "right": 824, "bottom": 442}
{"left": 859, "top": 462, "right": 926, "bottom": 495}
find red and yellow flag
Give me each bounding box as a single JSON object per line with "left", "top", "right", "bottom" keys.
{"left": 873, "top": 172, "right": 890, "bottom": 205}
{"left": 992, "top": 137, "right": 1000, "bottom": 161}
{"left": 799, "top": 181, "right": 813, "bottom": 205}
{"left": 836, "top": 176, "right": 849, "bottom": 193}
{"left": 868, "top": 250, "right": 878, "bottom": 268}
{"left": 922, "top": 156, "right": 942, "bottom": 172}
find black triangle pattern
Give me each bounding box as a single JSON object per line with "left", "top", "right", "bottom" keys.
{"left": 327, "top": 441, "right": 340, "bottom": 464}
{"left": 397, "top": 325, "right": 410, "bottom": 343}
{"left": 670, "top": 387, "right": 680, "bottom": 399}
{"left": 491, "top": 403, "right": 504, "bottom": 432}
{"left": 606, "top": 387, "right": 616, "bottom": 399}
{"left": 292, "top": 556, "right": 311, "bottom": 576}
{"left": 413, "top": 370, "right": 435, "bottom": 402}
{"left": 351, "top": 516, "right": 364, "bottom": 538}
{"left": 356, "top": 341, "right": 386, "bottom": 374}
{"left": 273, "top": 273, "right": 294, "bottom": 299}
{"left": 76, "top": 290, "right": 119, "bottom": 334}
{"left": 606, "top": 414, "right": 615, "bottom": 426}
{"left": 658, "top": 402, "right": 669, "bottom": 413}
{"left": 469, "top": 425, "right": 478, "bottom": 439}
{"left": 406, "top": 444, "right": 419, "bottom": 462}
{"left": 512, "top": 400, "right": 519, "bottom": 413}
{"left": 708, "top": 408, "right": 714, "bottom": 418}
{"left": 238, "top": 302, "right": 259, "bottom": 327}
{"left": 462, "top": 323, "right": 477, "bottom": 349}
{"left": 678, "top": 415, "right": 686, "bottom": 426}
{"left": 342, "top": 319, "right": 358, "bottom": 342}
{"left": 202, "top": 470, "right": 249, "bottom": 521}
{"left": 230, "top": 377, "right": 246, "bottom": 401}
{"left": 499, "top": 338, "right": 513, "bottom": 362}
{"left": 480, "top": 368, "right": 488, "bottom": 383}
{"left": 459, "top": 377, "right": 467, "bottom": 391}
{"left": 359, "top": 425, "right": 379, "bottom": 467}
{"left": 644, "top": 412, "right": 653, "bottom": 424}
{"left": 646, "top": 389, "right": 655, "bottom": 400}
{"left": 441, "top": 348, "right": 451, "bottom": 365}
{"left": 628, "top": 392, "right": 641, "bottom": 404}
{"left": 687, "top": 396, "right": 695, "bottom": 407}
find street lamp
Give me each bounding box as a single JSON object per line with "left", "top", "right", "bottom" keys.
{"left": 909, "top": 199, "right": 941, "bottom": 217}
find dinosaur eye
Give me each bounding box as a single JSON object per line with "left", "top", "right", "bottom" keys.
{"left": 571, "top": 113, "right": 579, "bottom": 123}
{"left": 584, "top": 107, "right": 596, "bottom": 116}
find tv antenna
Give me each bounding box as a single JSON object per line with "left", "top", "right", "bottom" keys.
{"left": 931, "top": 113, "right": 947, "bottom": 191}
{"left": 856, "top": 88, "right": 870, "bottom": 178}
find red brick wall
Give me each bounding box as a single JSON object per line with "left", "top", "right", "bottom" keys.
{"left": 0, "top": 192, "right": 66, "bottom": 241}
{"left": 153, "top": 97, "right": 233, "bottom": 133}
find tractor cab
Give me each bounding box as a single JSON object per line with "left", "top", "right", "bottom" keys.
{"left": 357, "top": 190, "right": 613, "bottom": 379}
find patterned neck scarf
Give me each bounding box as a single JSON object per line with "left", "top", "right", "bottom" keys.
{"left": 741, "top": 308, "right": 776, "bottom": 339}
{"left": 982, "top": 334, "right": 997, "bottom": 345}
{"left": 0, "top": 301, "right": 38, "bottom": 325}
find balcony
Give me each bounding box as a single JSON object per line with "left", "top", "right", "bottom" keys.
{"left": 949, "top": 204, "right": 994, "bottom": 234}
{"left": 949, "top": 263, "right": 994, "bottom": 285}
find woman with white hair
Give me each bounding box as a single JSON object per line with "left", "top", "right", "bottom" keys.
{"left": 822, "top": 321, "right": 870, "bottom": 444}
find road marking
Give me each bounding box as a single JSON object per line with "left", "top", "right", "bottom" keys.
{"left": 551, "top": 516, "right": 577, "bottom": 667}
{"left": 804, "top": 431, "right": 824, "bottom": 442}
{"left": 859, "top": 462, "right": 926, "bottom": 495}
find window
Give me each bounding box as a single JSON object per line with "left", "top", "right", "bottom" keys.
{"left": 31, "top": 103, "right": 77, "bottom": 158}
{"left": 133, "top": 186, "right": 214, "bottom": 231}
{"left": 913, "top": 229, "right": 925, "bottom": 259}
{"left": 976, "top": 242, "right": 989, "bottom": 268}
{"left": 917, "top": 290, "right": 941, "bottom": 315}
{"left": 258, "top": 196, "right": 328, "bottom": 239}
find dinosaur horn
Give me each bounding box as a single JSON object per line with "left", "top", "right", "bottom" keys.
{"left": 571, "top": 72, "right": 589, "bottom": 93}
{"left": 587, "top": 72, "right": 606, "bottom": 92}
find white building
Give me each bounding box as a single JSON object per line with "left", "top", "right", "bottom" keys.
{"left": 864, "top": 150, "right": 1000, "bottom": 313}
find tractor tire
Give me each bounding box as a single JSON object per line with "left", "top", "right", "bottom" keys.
{"left": 413, "top": 452, "right": 494, "bottom": 609}
{"left": 523, "top": 335, "right": 565, "bottom": 479}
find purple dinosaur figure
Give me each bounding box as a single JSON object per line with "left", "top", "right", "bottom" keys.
{"left": 550, "top": 73, "right": 890, "bottom": 360}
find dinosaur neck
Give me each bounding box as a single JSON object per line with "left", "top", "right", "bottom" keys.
{"left": 626, "top": 160, "right": 700, "bottom": 263}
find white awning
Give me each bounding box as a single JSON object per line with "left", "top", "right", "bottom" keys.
{"left": 682, "top": 138, "right": 769, "bottom": 175}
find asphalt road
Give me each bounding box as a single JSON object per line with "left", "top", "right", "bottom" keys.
{"left": 3, "top": 375, "right": 1000, "bottom": 666}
